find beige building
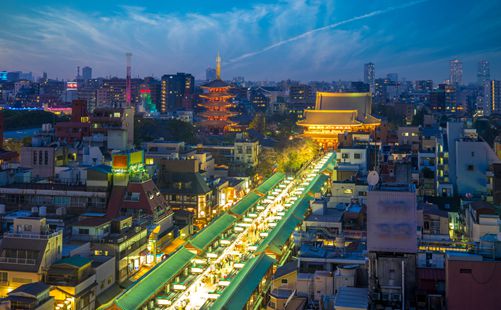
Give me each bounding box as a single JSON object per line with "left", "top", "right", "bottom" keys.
{"left": 0, "top": 218, "right": 62, "bottom": 297}
{"left": 20, "top": 146, "right": 68, "bottom": 179}
{"left": 234, "top": 139, "right": 260, "bottom": 168}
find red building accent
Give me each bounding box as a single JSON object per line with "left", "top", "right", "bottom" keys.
{"left": 55, "top": 99, "right": 91, "bottom": 143}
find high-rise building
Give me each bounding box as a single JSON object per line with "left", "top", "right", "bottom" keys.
{"left": 364, "top": 62, "right": 375, "bottom": 93}
{"left": 477, "top": 60, "right": 490, "bottom": 86}
{"left": 414, "top": 80, "right": 433, "bottom": 92}
{"left": 206, "top": 67, "right": 217, "bottom": 81}
{"left": 387, "top": 72, "right": 398, "bottom": 83}
{"left": 160, "top": 73, "right": 195, "bottom": 113}
{"left": 449, "top": 59, "right": 463, "bottom": 86}
{"left": 484, "top": 80, "right": 501, "bottom": 115}
{"left": 82, "top": 66, "right": 92, "bottom": 81}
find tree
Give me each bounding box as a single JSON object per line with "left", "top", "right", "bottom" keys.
{"left": 276, "top": 138, "right": 320, "bottom": 174}
{"left": 134, "top": 118, "right": 197, "bottom": 146}
{"left": 249, "top": 113, "right": 266, "bottom": 134}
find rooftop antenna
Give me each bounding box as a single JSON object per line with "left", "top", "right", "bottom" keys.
{"left": 125, "top": 52, "right": 132, "bottom": 107}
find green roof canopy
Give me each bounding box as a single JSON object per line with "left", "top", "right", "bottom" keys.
{"left": 254, "top": 172, "right": 285, "bottom": 195}
{"left": 230, "top": 192, "right": 261, "bottom": 216}
{"left": 54, "top": 256, "right": 92, "bottom": 268}
{"left": 308, "top": 174, "right": 329, "bottom": 197}
{"left": 114, "top": 247, "right": 196, "bottom": 309}
{"left": 211, "top": 254, "right": 275, "bottom": 310}
{"left": 189, "top": 213, "right": 237, "bottom": 251}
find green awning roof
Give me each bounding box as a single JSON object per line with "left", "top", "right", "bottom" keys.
{"left": 319, "top": 152, "right": 336, "bottom": 173}
{"left": 189, "top": 213, "right": 237, "bottom": 251}
{"left": 292, "top": 197, "right": 313, "bottom": 219}
{"left": 211, "top": 254, "right": 275, "bottom": 310}
{"left": 307, "top": 174, "right": 329, "bottom": 197}
{"left": 230, "top": 192, "right": 261, "bottom": 216}
{"left": 114, "top": 247, "right": 196, "bottom": 309}
{"left": 54, "top": 255, "right": 92, "bottom": 268}
{"left": 255, "top": 197, "right": 311, "bottom": 255}
{"left": 254, "top": 172, "right": 285, "bottom": 195}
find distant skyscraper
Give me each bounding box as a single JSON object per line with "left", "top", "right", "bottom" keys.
{"left": 449, "top": 59, "right": 463, "bottom": 85}
{"left": 82, "top": 66, "right": 92, "bottom": 81}
{"left": 206, "top": 67, "right": 217, "bottom": 81}
{"left": 364, "top": 62, "right": 375, "bottom": 93}
{"left": 477, "top": 60, "right": 490, "bottom": 86}
{"left": 484, "top": 80, "right": 501, "bottom": 115}
{"left": 386, "top": 73, "right": 398, "bottom": 83}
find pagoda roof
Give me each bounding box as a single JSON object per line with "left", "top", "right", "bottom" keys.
{"left": 198, "top": 119, "right": 236, "bottom": 127}
{"left": 199, "top": 110, "right": 238, "bottom": 117}
{"left": 199, "top": 92, "right": 235, "bottom": 99}
{"left": 198, "top": 101, "right": 233, "bottom": 108}
{"left": 202, "top": 79, "right": 230, "bottom": 88}
{"left": 298, "top": 110, "right": 380, "bottom": 127}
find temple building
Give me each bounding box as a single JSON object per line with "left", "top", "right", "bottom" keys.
{"left": 198, "top": 53, "right": 237, "bottom": 134}
{"left": 298, "top": 92, "right": 381, "bottom": 149}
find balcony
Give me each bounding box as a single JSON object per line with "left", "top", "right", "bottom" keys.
{"left": 0, "top": 257, "right": 36, "bottom": 265}
{"left": 3, "top": 230, "right": 62, "bottom": 240}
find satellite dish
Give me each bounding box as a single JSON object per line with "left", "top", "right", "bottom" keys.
{"left": 367, "top": 170, "right": 380, "bottom": 186}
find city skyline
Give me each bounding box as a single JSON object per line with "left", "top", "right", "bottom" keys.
{"left": 1, "top": 0, "right": 501, "bottom": 82}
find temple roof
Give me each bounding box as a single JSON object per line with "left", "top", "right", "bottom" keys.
{"left": 202, "top": 79, "right": 230, "bottom": 88}
{"left": 298, "top": 110, "right": 380, "bottom": 126}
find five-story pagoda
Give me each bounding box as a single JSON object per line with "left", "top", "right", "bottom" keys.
{"left": 198, "top": 53, "right": 237, "bottom": 134}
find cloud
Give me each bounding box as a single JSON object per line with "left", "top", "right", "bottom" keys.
{"left": 0, "top": 0, "right": 499, "bottom": 82}
{"left": 227, "top": 0, "right": 429, "bottom": 64}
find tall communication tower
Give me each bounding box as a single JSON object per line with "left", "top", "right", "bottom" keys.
{"left": 125, "top": 52, "right": 132, "bottom": 107}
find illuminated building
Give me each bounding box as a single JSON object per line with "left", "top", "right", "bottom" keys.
{"left": 198, "top": 53, "right": 237, "bottom": 134}
{"left": 483, "top": 80, "right": 501, "bottom": 115}
{"left": 477, "top": 60, "right": 490, "bottom": 85}
{"left": 364, "top": 62, "right": 375, "bottom": 93}
{"left": 449, "top": 59, "right": 463, "bottom": 86}
{"left": 297, "top": 92, "right": 381, "bottom": 149}
{"left": 139, "top": 85, "right": 157, "bottom": 114}
{"left": 160, "top": 73, "right": 194, "bottom": 113}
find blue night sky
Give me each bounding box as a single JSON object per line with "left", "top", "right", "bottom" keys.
{"left": 0, "top": 0, "right": 500, "bottom": 82}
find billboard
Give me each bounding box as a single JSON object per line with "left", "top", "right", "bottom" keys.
{"left": 367, "top": 189, "right": 417, "bottom": 253}
{"left": 129, "top": 150, "right": 144, "bottom": 166}
{"left": 112, "top": 155, "right": 128, "bottom": 170}
{"left": 66, "top": 81, "right": 78, "bottom": 90}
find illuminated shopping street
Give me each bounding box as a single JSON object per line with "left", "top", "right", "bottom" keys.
{"left": 110, "top": 152, "right": 335, "bottom": 309}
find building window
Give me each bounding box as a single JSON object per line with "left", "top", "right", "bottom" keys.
{"left": 44, "top": 151, "right": 49, "bottom": 165}
{"left": 342, "top": 153, "right": 349, "bottom": 159}
{"left": 354, "top": 153, "right": 361, "bottom": 159}
{"left": 467, "top": 165, "right": 474, "bottom": 171}
{"left": 281, "top": 279, "right": 288, "bottom": 284}
{"left": 33, "top": 151, "right": 37, "bottom": 165}
{"left": 471, "top": 152, "right": 475, "bottom": 157}
{"left": 460, "top": 268, "right": 472, "bottom": 274}
{"left": 79, "top": 228, "right": 89, "bottom": 235}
